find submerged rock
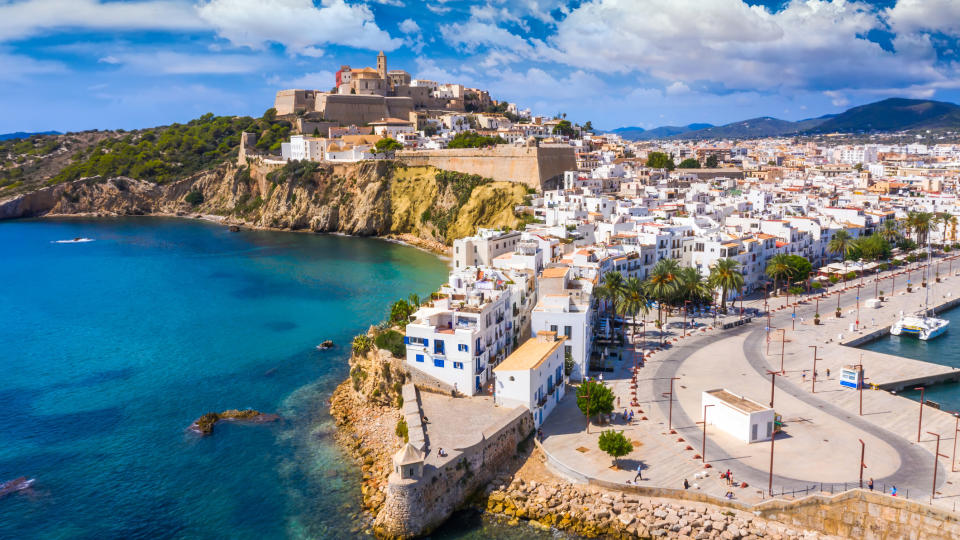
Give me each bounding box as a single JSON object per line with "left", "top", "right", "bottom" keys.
{"left": 317, "top": 340, "right": 335, "bottom": 350}
{"left": 188, "top": 409, "right": 279, "bottom": 436}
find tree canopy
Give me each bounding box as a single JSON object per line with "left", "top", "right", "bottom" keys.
{"left": 598, "top": 429, "right": 633, "bottom": 466}
{"left": 677, "top": 158, "right": 701, "bottom": 169}
{"left": 552, "top": 120, "right": 576, "bottom": 138}
{"left": 646, "top": 151, "right": 675, "bottom": 170}
{"left": 375, "top": 137, "right": 403, "bottom": 153}
{"left": 447, "top": 131, "right": 506, "bottom": 149}
{"left": 576, "top": 380, "right": 615, "bottom": 420}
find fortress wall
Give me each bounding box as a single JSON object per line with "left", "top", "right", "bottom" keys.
{"left": 374, "top": 407, "right": 534, "bottom": 538}
{"left": 398, "top": 145, "right": 576, "bottom": 190}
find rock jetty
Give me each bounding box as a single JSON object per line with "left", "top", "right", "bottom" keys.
{"left": 188, "top": 409, "right": 279, "bottom": 435}
{"left": 481, "top": 478, "right": 829, "bottom": 539}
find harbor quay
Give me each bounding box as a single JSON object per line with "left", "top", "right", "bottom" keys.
{"left": 539, "top": 253, "right": 960, "bottom": 513}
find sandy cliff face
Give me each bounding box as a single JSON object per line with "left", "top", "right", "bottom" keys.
{"left": 0, "top": 161, "right": 527, "bottom": 250}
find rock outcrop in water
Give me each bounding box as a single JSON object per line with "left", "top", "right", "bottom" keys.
{"left": 188, "top": 409, "right": 279, "bottom": 436}
{"left": 0, "top": 161, "right": 529, "bottom": 252}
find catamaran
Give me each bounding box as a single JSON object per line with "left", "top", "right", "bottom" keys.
{"left": 890, "top": 242, "right": 949, "bottom": 340}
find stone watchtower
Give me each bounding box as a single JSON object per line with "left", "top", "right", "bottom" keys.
{"left": 377, "top": 51, "right": 387, "bottom": 81}
{"left": 392, "top": 443, "right": 424, "bottom": 480}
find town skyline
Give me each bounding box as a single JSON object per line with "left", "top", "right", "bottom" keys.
{"left": 4, "top": 0, "right": 960, "bottom": 133}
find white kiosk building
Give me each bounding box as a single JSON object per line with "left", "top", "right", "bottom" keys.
{"left": 701, "top": 389, "right": 776, "bottom": 444}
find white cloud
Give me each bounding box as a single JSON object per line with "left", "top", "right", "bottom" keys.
{"left": 426, "top": 3, "right": 451, "bottom": 15}
{"left": 0, "top": 51, "right": 66, "bottom": 80}
{"left": 272, "top": 70, "right": 337, "bottom": 90}
{"left": 665, "top": 81, "right": 690, "bottom": 96}
{"left": 440, "top": 19, "right": 538, "bottom": 57}
{"left": 102, "top": 51, "right": 266, "bottom": 74}
{"left": 0, "top": 0, "right": 206, "bottom": 42}
{"left": 196, "top": 0, "right": 402, "bottom": 55}
{"left": 885, "top": 0, "right": 960, "bottom": 36}
{"left": 370, "top": 0, "right": 404, "bottom": 6}
{"left": 398, "top": 18, "right": 420, "bottom": 35}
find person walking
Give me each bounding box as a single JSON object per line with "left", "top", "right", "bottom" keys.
{"left": 891, "top": 485, "right": 898, "bottom": 497}
{"left": 683, "top": 478, "right": 690, "bottom": 490}
{"left": 634, "top": 463, "right": 643, "bottom": 482}
{"left": 868, "top": 478, "right": 874, "bottom": 491}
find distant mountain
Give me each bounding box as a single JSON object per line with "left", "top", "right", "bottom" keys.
{"left": 607, "top": 98, "right": 960, "bottom": 140}
{"left": 0, "top": 131, "right": 60, "bottom": 141}
{"left": 610, "top": 123, "right": 714, "bottom": 140}
{"left": 807, "top": 98, "right": 960, "bottom": 133}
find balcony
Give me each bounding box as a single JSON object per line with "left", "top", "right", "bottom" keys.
{"left": 537, "top": 395, "right": 548, "bottom": 408}
{"left": 475, "top": 363, "right": 486, "bottom": 374}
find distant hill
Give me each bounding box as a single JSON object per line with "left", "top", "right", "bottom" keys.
{"left": 0, "top": 131, "right": 60, "bottom": 141}
{"left": 608, "top": 98, "right": 960, "bottom": 140}
{"left": 610, "top": 123, "right": 714, "bottom": 140}
{"left": 807, "top": 98, "right": 960, "bottom": 133}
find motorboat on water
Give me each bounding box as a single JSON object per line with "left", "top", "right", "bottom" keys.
{"left": 890, "top": 240, "right": 950, "bottom": 340}
{"left": 890, "top": 314, "right": 949, "bottom": 340}
{"left": 53, "top": 237, "right": 94, "bottom": 243}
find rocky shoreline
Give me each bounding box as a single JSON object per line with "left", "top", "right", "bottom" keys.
{"left": 187, "top": 409, "right": 280, "bottom": 436}
{"left": 480, "top": 477, "right": 830, "bottom": 539}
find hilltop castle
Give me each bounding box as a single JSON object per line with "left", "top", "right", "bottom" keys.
{"left": 274, "top": 52, "right": 492, "bottom": 126}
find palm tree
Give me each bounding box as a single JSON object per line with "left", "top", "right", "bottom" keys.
{"left": 595, "top": 271, "right": 625, "bottom": 339}
{"left": 616, "top": 277, "right": 649, "bottom": 345}
{"left": 677, "top": 267, "right": 712, "bottom": 305}
{"left": 644, "top": 259, "right": 681, "bottom": 329}
{"left": 935, "top": 212, "right": 952, "bottom": 248}
{"left": 765, "top": 253, "right": 794, "bottom": 295}
{"left": 708, "top": 258, "right": 744, "bottom": 313}
{"left": 908, "top": 211, "right": 933, "bottom": 246}
{"left": 409, "top": 293, "right": 420, "bottom": 308}
{"left": 827, "top": 229, "right": 854, "bottom": 261}
{"left": 950, "top": 216, "right": 958, "bottom": 244}
{"left": 878, "top": 219, "right": 900, "bottom": 244}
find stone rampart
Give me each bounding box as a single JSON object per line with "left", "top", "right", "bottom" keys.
{"left": 398, "top": 145, "right": 576, "bottom": 190}
{"left": 375, "top": 406, "right": 534, "bottom": 538}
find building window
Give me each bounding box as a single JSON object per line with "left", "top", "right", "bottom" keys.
{"left": 564, "top": 325, "right": 572, "bottom": 337}
{"left": 565, "top": 345, "right": 572, "bottom": 358}
{"left": 416, "top": 354, "right": 424, "bottom": 363}
{"left": 408, "top": 336, "right": 427, "bottom": 346}
{"left": 453, "top": 362, "right": 464, "bottom": 369}
{"left": 434, "top": 358, "right": 444, "bottom": 368}
{"left": 458, "top": 344, "right": 468, "bottom": 352}
{"left": 550, "top": 324, "right": 558, "bottom": 333}
{"left": 434, "top": 340, "right": 445, "bottom": 355}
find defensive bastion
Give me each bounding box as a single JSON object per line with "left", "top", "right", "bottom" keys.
{"left": 398, "top": 145, "right": 577, "bottom": 190}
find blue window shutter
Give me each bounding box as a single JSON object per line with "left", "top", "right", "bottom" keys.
{"left": 424, "top": 338, "right": 429, "bottom": 346}
{"left": 416, "top": 354, "right": 424, "bottom": 363}
{"left": 403, "top": 336, "right": 410, "bottom": 345}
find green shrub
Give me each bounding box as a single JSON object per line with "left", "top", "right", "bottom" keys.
{"left": 598, "top": 429, "right": 632, "bottom": 466}
{"left": 375, "top": 330, "right": 406, "bottom": 358}
{"left": 184, "top": 189, "right": 204, "bottom": 205}
{"left": 396, "top": 418, "right": 409, "bottom": 442}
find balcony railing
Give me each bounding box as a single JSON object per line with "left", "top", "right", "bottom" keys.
{"left": 475, "top": 363, "right": 486, "bottom": 374}
{"left": 537, "top": 396, "right": 548, "bottom": 408}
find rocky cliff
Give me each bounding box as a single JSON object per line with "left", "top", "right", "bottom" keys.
{"left": 0, "top": 160, "right": 530, "bottom": 252}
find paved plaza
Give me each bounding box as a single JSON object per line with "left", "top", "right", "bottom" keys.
{"left": 541, "top": 254, "right": 960, "bottom": 512}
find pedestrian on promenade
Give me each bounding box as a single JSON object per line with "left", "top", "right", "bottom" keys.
{"left": 891, "top": 485, "right": 898, "bottom": 497}
{"left": 683, "top": 479, "right": 690, "bottom": 490}
{"left": 634, "top": 463, "right": 643, "bottom": 482}
{"left": 826, "top": 368, "right": 831, "bottom": 378}
{"left": 537, "top": 429, "right": 543, "bottom": 442}
{"left": 868, "top": 478, "right": 874, "bottom": 491}
{"left": 802, "top": 372, "right": 807, "bottom": 382}
{"left": 617, "top": 396, "right": 621, "bottom": 407}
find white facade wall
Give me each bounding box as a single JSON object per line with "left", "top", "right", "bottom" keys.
{"left": 531, "top": 306, "right": 591, "bottom": 381}
{"left": 495, "top": 345, "right": 566, "bottom": 428}
{"left": 701, "top": 390, "right": 775, "bottom": 444}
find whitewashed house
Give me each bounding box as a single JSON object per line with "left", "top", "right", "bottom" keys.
{"left": 493, "top": 331, "right": 566, "bottom": 427}
{"left": 701, "top": 389, "right": 775, "bottom": 444}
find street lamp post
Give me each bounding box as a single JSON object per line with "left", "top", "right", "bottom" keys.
{"left": 792, "top": 303, "right": 797, "bottom": 330}
{"left": 855, "top": 362, "right": 865, "bottom": 416}
{"left": 952, "top": 413, "right": 960, "bottom": 473}
{"left": 663, "top": 377, "right": 680, "bottom": 430}
{"left": 766, "top": 370, "right": 780, "bottom": 407}
{"left": 927, "top": 431, "right": 948, "bottom": 503}
{"left": 808, "top": 345, "right": 820, "bottom": 393}
{"left": 779, "top": 328, "right": 787, "bottom": 373}
{"left": 859, "top": 438, "right": 866, "bottom": 489}
{"left": 768, "top": 429, "right": 777, "bottom": 495}
{"left": 917, "top": 386, "right": 926, "bottom": 443}
{"left": 856, "top": 284, "right": 861, "bottom": 330}
{"left": 699, "top": 404, "right": 714, "bottom": 464}
{"left": 764, "top": 283, "right": 768, "bottom": 313}
{"left": 683, "top": 300, "right": 690, "bottom": 338}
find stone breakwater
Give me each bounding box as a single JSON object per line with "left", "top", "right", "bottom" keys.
{"left": 481, "top": 478, "right": 830, "bottom": 540}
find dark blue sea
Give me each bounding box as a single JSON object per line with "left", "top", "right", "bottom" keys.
{"left": 860, "top": 307, "right": 960, "bottom": 410}
{"left": 0, "top": 218, "right": 556, "bottom": 539}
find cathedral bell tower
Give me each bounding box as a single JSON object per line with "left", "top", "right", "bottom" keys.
{"left": 377, "top": 51, "right": 387, "bottom": 81}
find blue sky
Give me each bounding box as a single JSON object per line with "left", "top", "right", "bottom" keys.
{"left": 3, "top": 0, "right": 960, "bottom": 133}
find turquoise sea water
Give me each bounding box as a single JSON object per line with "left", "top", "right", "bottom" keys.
{"left": 860, "top": 307, "right": 960, "bottom": 410}
{"left": 0, "top": 217, "right": 455, "bottom": 539}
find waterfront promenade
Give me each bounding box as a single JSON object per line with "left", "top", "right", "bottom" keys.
{"left": 540, "top": 254, "right": 960, "bottom": 513}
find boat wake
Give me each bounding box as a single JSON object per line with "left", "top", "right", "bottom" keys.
{"left": 52, "top": 238, "right": 95, "bottom": 244}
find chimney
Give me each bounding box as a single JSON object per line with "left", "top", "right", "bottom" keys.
{"left": 536, "top": 330, "right": 557, "bottom": 343}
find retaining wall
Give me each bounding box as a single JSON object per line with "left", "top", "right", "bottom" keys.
{"left": 398, "top": 145, "right": 576, "bottom": 189}
{"left": 375, "top": 406, "right": 534, "bottom": 537}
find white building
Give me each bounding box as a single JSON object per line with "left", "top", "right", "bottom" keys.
{"left": 370, "top": 117, "right": 415, "bottom": 139}
{"left": 404, "top": 268, "right": 523, "bottom": 395}
{"left": 289, "top": 135, "right": 324, "bottom": 161}
{"left": 493, "top": 331, "right": 567, "bottom": 427}
{"left": 531, "top": 266, "right": 594, "bottom": 381}
{"left": 453, "top": 229, "right": 523, "bottom": 270}
{"left": 701, "top": 389, "right": 775, "bottom": 444}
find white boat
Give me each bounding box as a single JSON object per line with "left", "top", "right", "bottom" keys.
{"left": 891, "top": 240, "right": 950, "bottom": 340}
{"left": 890, "top": 314, "right": 949, "bottom": 340}
{"left": 53, "top": 237, "right": 94, "bottom": 243}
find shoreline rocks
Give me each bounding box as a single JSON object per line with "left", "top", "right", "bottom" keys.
{"left": 187, "top": 409, "right": 279, "bottom": 436}
{"left": 480, "top": 478, "right": 830, "bottom": 539}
